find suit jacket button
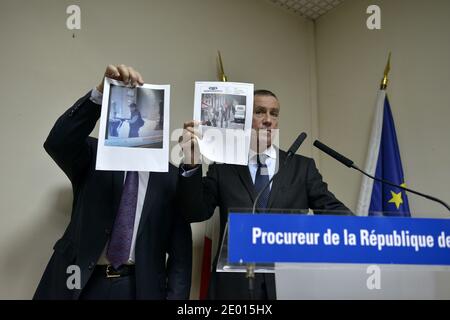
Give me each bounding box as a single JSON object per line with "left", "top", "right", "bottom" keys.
{"left": 105, "top": 228, "right": 111, "bottom": 235}
{"left": 88, "top": 262, "right": 95, "bottom": 270}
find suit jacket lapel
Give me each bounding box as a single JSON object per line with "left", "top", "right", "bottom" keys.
{"left": 267, "top": 150, "right": 286, "bottom": 209}
{"left": 137, "top": 173, "right": 154, "bottom": 237}
{"left": 233, "top": 165, "right": 256, "bottom": 203}
{"left": 111, "top": 171, "right": 125, "bottom": 218}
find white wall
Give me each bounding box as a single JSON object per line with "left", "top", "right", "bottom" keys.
{"left": 315, "top": 0, "right": 450, "bottom": 217}
{"left": 0, "top": 0, "right": 314, "bottom": 299}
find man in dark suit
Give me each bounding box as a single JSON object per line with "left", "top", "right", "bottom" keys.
{"left": 34, "top": 65, "right": 192, "bottom": 300}
{"left": 178, "top": 89, "right": 350, "bottom": 300}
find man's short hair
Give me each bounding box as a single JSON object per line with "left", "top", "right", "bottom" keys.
{"left": 254, "top": 89, "right": 278, "bottom": 99}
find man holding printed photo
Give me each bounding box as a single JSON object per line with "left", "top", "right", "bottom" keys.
{"left": 34, "top": 65, "right": 192, "bottom": 300}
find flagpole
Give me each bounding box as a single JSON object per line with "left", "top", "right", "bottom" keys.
{"left": 218, "top": 50, "right": 228, "bottom": 82}
{"left": 380, "top": 52, "right": 391, "bottom": 90}
{"left": 356, "top": 52, "right": 394, "bottom": 215}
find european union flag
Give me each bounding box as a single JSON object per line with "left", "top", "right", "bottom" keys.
{"left": 357, "top": 91, "right": 411, "bottom": 216}
{"left": 369, "top": 96, "right": 410, "bottom": 216}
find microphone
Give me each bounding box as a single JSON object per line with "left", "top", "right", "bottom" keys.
{"left": 313, "top": 140, "right": 450, "bottom": 212}
{"left": 246, "top": 132, "right": 307, "bottom": 300}
{"left": 313, "top": 140, "right": 354, "bottom": 168}
{"left": 287, "top": 132, "right": 307, "bottom": 159}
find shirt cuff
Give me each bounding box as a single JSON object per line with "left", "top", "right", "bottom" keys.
{"left": 89, "top": 87, "right": 103, "bottom": 105}
{"left": 180, "top": 164, "right": 201, "bottom": 177}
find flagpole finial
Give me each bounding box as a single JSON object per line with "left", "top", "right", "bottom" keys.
{"left": 217, "top": 50, "right": 228, "bottom": 82}
{"left": 380, "top": 52, "right": 391, "bottom": 90}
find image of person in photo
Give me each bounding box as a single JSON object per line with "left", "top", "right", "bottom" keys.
{"left": 201, "top": 99, "right": 212, "bottom": 127}
{"left": 157, "top": 100, "right": 164, "bottom": 130}
{"left": 108, "top": 101, "right": 121, "bottom": 137}
{"left": 219, "top": 103, "right": 226, "bottom": 128}
{"left": 127, "top": 102, "right": 144, "bottom": 138}
{"left": 225, "top": 98, "right": 232, "bottom": 126}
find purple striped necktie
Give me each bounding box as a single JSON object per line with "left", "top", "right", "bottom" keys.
{"left": 107, "top": 171, "right": 139, "bottom": 269}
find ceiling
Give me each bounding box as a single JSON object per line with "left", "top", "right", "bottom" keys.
{"left": 267, "top": 0, "right": 345, "bottom": 20}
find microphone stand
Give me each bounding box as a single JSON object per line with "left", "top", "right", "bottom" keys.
{"left": 313, "top": 139, "right": 450, "bottom": 213}
{"left": 351, "top": 164, "right": 450, "bottom": 212}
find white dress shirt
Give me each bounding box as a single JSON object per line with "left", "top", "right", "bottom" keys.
{"left": 247, "top": 145, "right": 277, "bottom": 185}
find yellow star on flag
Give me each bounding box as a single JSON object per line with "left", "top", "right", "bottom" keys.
{"left": 388, "top": 191, "right": 403, "bottom": 209}
{"left": 388, "top": 183, "right": 406, "bottom": 209}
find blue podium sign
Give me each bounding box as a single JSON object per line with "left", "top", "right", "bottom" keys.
{"left": 228, "top": 213, "right": 450, "bottom": 265}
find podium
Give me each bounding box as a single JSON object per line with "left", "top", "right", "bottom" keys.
{"left": 216, "top": 211, "right": 450, "bottom": 299}
{"left": 274, "top": 263, "right": 450, "bottom": 299}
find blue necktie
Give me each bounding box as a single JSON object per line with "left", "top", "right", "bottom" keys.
{"left": 254, "top": 155, "right": 270, "bottom": 210}
{"left": 107, "top": 171, "right": 139, "bottom": 269}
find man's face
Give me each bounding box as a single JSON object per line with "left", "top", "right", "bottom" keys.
{"left": 251, "top": 94, "right": 280, "bottom": 151}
